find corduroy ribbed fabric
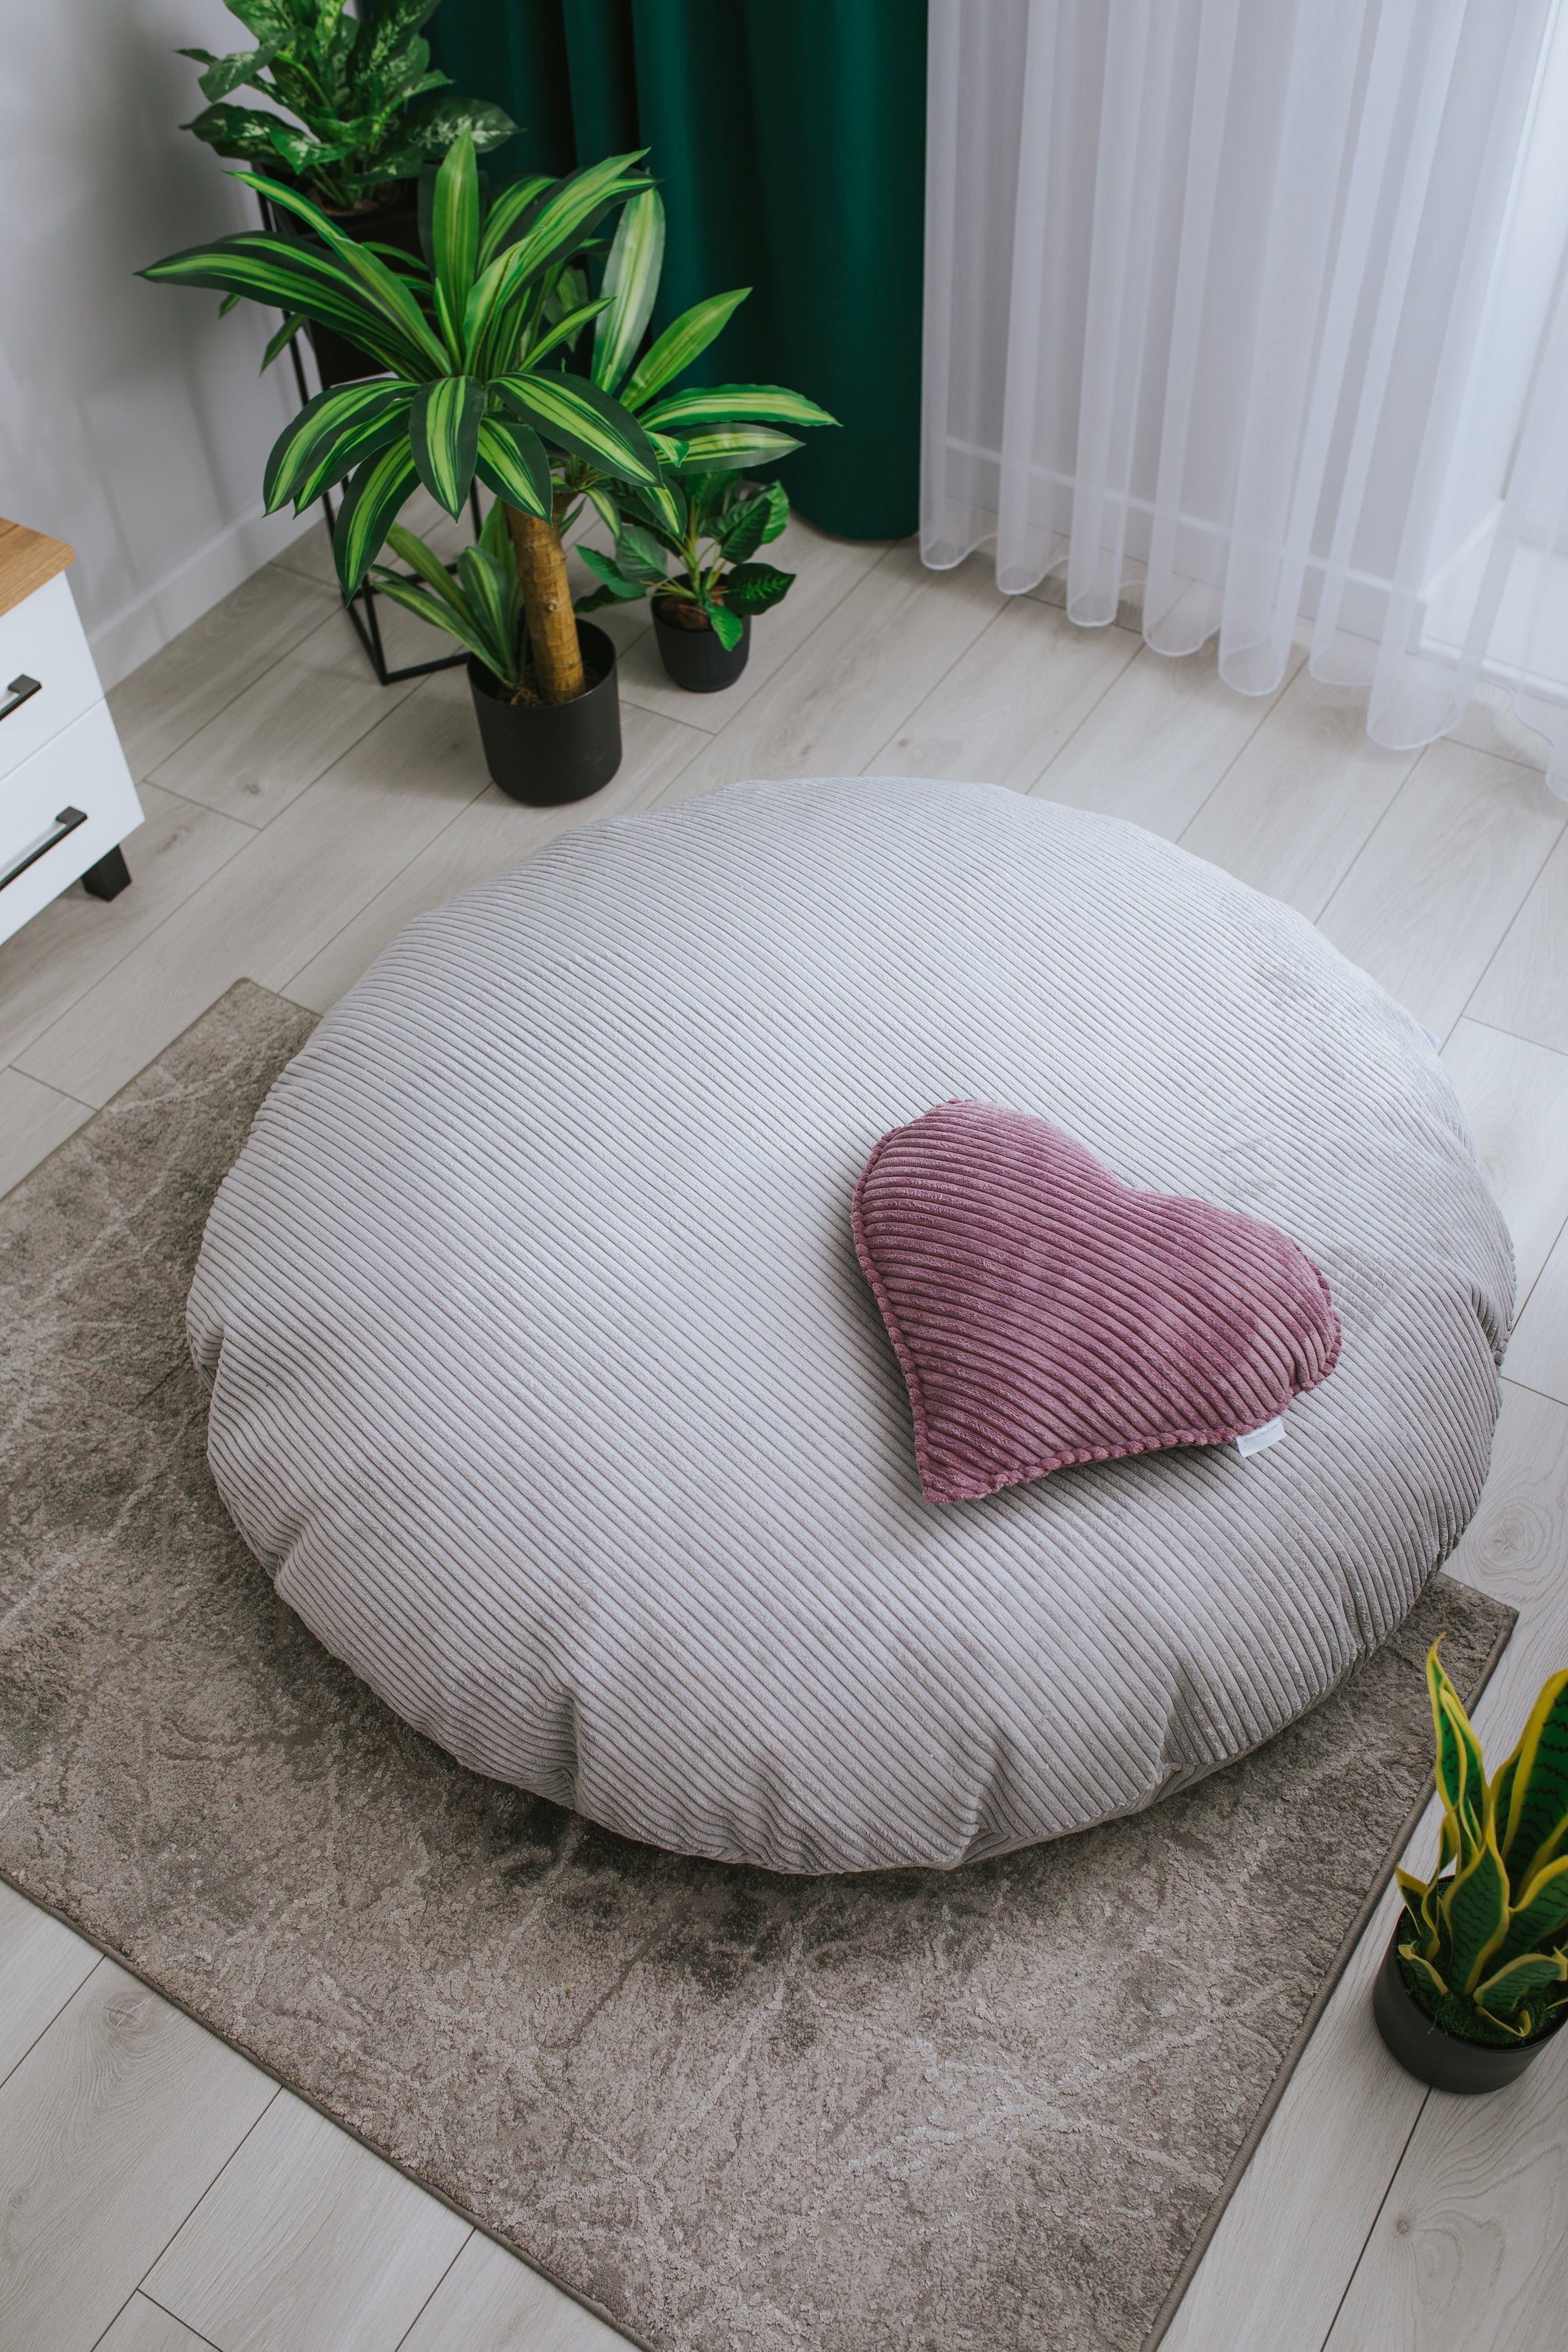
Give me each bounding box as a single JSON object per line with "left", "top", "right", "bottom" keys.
{"left": 854, "top": 1101, "right": 1341, "bottom": 1503}
{"left": 187, "top": 778, "right": 1512, "bottom": 1873}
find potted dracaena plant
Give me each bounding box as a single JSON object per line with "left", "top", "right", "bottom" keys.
{"left": 1373, "top": 1640, "right": 1568, "bottom": 2093}
{"left": 553, "top": 189, "right": 835, "bottom": 691}
{"left": 143, "top": 136, "right": 671, "bottom": 800}
{"left": 371, "top": 507, "right": 619, "bottom": 803}
{"left": 180, "top": 0, "right": 516, "bottom": 388}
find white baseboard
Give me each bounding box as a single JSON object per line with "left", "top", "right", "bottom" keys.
{"left": 88, "top": 499, "right": 324, "bottom": 690}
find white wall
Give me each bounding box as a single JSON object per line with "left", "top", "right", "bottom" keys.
{"left": 0, "top": 0, "right": 320, "bottom": 686}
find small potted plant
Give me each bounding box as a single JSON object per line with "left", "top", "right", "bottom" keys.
{"left": 371, "top": 510, "right": 619, "bottom": 803}
{"left": 1375, "top": 1639, "right": 1568, "bottom": 2092}
{"left": 577, "top": 474, "right": 795, "bottom": 692}
{"left": 538, "top": 189, "right": 835, "bottom": 693}
{"left": 177, "top": 0, "right": 516, "bottom": 384}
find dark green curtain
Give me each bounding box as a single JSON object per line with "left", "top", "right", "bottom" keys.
{"left": 431, "top": 0, "right": 927, "bottom": 540}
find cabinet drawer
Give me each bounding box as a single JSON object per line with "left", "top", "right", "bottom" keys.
{"left": 0, "top": 572, "right": 104, "bottom": 783}
{"left": 0, "top": 698, "right": 143, "bottom": 945}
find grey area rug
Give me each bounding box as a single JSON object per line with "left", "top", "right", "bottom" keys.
{"left": 0, "top": 982, "right": 1513, "bottom": 2352}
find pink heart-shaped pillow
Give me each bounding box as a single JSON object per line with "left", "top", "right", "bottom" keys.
{"left": 852, "top": 1100, "right": 1340, "bottom": 1504}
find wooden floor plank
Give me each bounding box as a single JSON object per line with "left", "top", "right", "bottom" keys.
{"left": 394, "top": 2231, "right": 630, "bottom": 2352}
{"left": 1465, "top": 829, "right": 1568, "bottom": 1058}
{"left": 1441, "top": 1021, "right": 1568, "bottom": 1306}
{"left": 0, "top": 1068, "right": 92, "bottom": 1195}
{"left": 865, "top": 592, "right": 1140, "bottom": 790}
{"left": 1162, "top": 1380, "right": 1568, "bottom": 2352}
{"left": 14, "top": 671, "right": 492, "bottom": 1108}
{"left": 658, "top": 542, "right": 1004, "bottom": 795}
{"left": 0, "top": 1884, "right": 100, "bottom": 2085}
{"left": 1033, "top": 637, "right": 1305, "bottom": 837}
{"left": 145, "top": 2091, "right": 470, "bottom": 2352}
{"left": 283, "top": 701, "right": 708, "bottom": 1013}
{"left": 1316, "top": 743, "right": 1564, "bottom": 1043}
{"left": 147, "top": 609, "right": 421, "bottom": 830}
{"left": 0, "top": 1962, "right": 275, "bottom": 2352}
{"left": 0, "top": 786, "right": 255, "bottom": 1073}
{"left": 107, "top": 570, "right": 339, "bottom": 783}
{"left": 1322, "top": 2032, "right": 1568, "bottom": 2352}
{"left": 96, "top": 2294, "right": 223, "bottom": 2351}
{"left": 1177, "top": 669, "right": 1420, "bottom": 917}
{"left": 1501, "top": 1237, "right": 1568, "bottom": 1407}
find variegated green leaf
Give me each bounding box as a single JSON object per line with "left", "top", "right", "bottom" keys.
{"left": 1429, "top": 1642, "right": 1487, "bottom": 1865}
{"left": 409, "top": 376, "right": 485, "bottom": 517}
{"left": 592, "top": 188, "right": 665, "bottom": 394}
{"left": 621, "top": 289, "right": 749, "bottom": 409}
{"left": 709, "top": 604, "right": 745, "bottom": 652}
{"left": 723, "top": 559, "right": 794, "bottom": 617}
{"left": 1396, "top": 1942, "right": 1449, "bottom": 2005}
{"left": 142, "top": 232, "right": 426, "bottom": 376}
{"left": 672, "top": 427, "right": 803, "bottom": 474}
{"left": 430, "top": 132, "right": 481, "bottom": 356}
{"left": 231, "top": 170, "right": 449, "bottom": 372}
{"left": 495, "top": 373, "right": 660, "bottom": 486}
{"left": 455, "top": 544, "right": 522, "bottom": 675}
{"left": 1442, "top": 1823, "right": 1511, "bottom": 1996}
{"left": 472, "top": 416, "right": 552, "bottom": 520}
{"left": 333, "top": 441, "right": 421, "bottom": 597}
{"left": 259, "top": 311, "right": 308, "bottom": 372}
{"left": 639, "top": 383, "right": 837, "bottom": 433}
{"left": 1490, "top": 1852, "right": 1568, "bottom": 1973}
{"left": 758, "top": 479, "right": 790, "bottom": 543}
{"left": 575, "top": 547, "right": 646, "bottom": 601}
{"left": 500, "top": 150, "right": 652, "bottom": 290}
{"left": 371, "top": 570, "right": 497, "bottom": 668}
{"left": 262, "top": 380, "right": 413, "bottom": 512}
{"left": 1495, "top": 1667, "right": 1568, "bottom": 1888}
{"left": 1395, "top": 1866, "right": 1444, "bottom": 1962}
{"left": 382, "top": 521, "right": 467, "bottom": 615}
{"left": 476, "top": 173, "right": 554, "bottom": 269}
{"left": 526, "top": 296, "right": 612, "bottom": 371}
{"left": 613, "top": 522, "right": 667, "bottom": 585}
{"left": 1473, "top": 1947, "right": 1568, "bottom": 2026}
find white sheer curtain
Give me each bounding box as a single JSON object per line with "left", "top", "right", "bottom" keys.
{"left": 922, "top": 0, "right": 1568, "bottom": 795}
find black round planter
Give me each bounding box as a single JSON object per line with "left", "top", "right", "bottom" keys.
{"left": 1372, "top": 1934, "right": 1563, "bottom": 2093}
{"left": 653, "top": 598, "right": 751, "bottom": 692}
{"left": 262, "top": 186, "right": 421, "bottom": 389}
{"left": 467, "top": 623, "right": 621, "bottom": 805}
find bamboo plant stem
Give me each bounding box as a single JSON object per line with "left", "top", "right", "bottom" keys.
{"left": 505, "top": 506, "right": 586, "bottom": 703}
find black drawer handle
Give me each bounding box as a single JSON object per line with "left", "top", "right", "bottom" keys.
{"left": 1, "top": 674, "right": 41, "bottom": 722}
{"left": 0, "top": 805, "right": 87, "bottom": 892}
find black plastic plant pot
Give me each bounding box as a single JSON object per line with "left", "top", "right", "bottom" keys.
{"left": 466, "top": 624, "right": 621, "bottom": 806}
{"left": 1372, "top": 1934, "right": 1563, "bottom": 2093}
{"left": 653, "top": 598, "right": 751, "bottom": 692}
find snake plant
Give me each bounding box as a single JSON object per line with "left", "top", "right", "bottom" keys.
{"left": 556, "top": 189, "right": 835, "bottom": 649}
{"left": 180, "top": 0, "right": 515, "bottom": 213}
{"left": 142, "top": 135, "right": 666, "bottom": 702}
{"left": 1396, "top": 1641, "right": 1568, "bottom": 2045}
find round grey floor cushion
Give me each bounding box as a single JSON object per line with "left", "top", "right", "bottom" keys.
{"left": 188, "top": 778, "right": 1512, "bottom": 1874}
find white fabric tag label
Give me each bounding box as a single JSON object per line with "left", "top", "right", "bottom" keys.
{"left": 1236, "top": 1415, "right": 1286, "bottom": 1458}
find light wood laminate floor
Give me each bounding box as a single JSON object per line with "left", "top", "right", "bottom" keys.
{"left": 3, "top": 509, "right": 1567, "bottom": 2351}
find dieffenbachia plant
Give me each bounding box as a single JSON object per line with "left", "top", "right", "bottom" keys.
{"left": 180, "top": 0, "right": 515, "bottom": 213}
{"left": 142, "top": 136, "right": 669, "bottom": 702}
{"left": 555, "top": 190, "right": 835, "bottom": 648}
{"left": 1396, "top": 1641, "right": 1568, "bottom": 2045}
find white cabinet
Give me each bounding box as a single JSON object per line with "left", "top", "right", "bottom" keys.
{"left": 0, "top": 522, "right": 143, "bottom": 947}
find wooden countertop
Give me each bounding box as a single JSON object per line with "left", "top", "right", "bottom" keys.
{"left": 0, "top": 518, "right": 74, "bottom": 621}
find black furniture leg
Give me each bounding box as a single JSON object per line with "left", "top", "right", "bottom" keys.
{"left": 81, "top": 846, "right": 131, "bottom": 901}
